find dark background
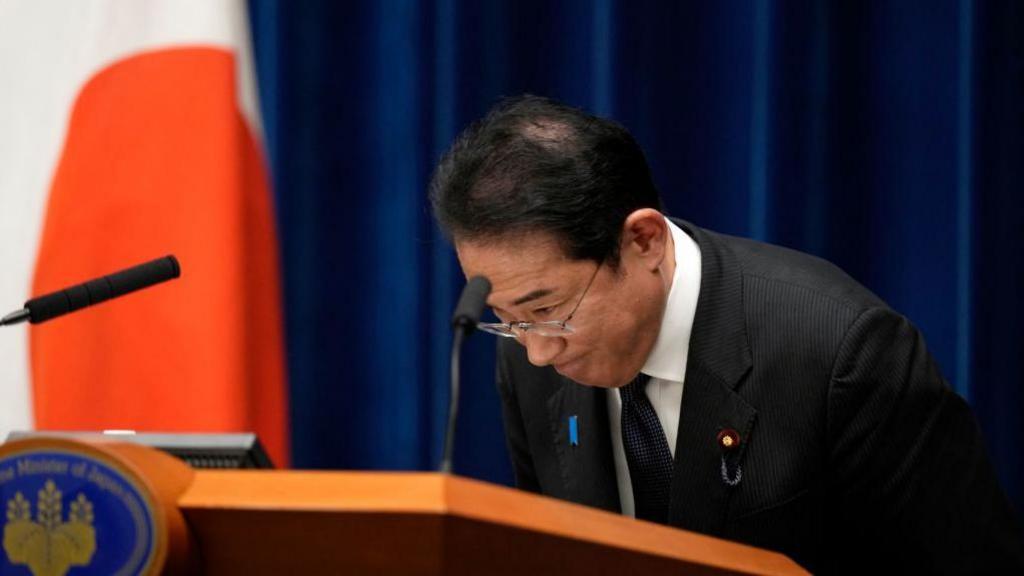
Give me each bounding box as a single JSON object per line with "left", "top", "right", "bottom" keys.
{"left": 247, "top": 0, "right": 1023, "bottom": 512}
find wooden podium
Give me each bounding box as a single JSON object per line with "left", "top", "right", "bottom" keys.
{"left": 0, "top": 438, "right": 809, "bottom": 575}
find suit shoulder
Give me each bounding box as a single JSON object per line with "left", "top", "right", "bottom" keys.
{"left": 709, "top": 230, "right": 888, "bottom": 314}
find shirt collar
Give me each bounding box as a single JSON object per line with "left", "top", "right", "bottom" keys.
{"left": 640, "top": 218, "right": 702, "bottom": 382}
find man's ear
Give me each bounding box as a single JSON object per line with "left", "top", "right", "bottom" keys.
{"left": 621, "top": 209, "right": 669, "bottom": 272}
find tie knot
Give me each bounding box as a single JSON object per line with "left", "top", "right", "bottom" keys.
{"left": 620, "top": 372, "right": 650, "bottom": 404}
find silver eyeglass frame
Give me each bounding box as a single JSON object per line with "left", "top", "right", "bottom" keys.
{"left": 477, "top": 263, "right": 601, "bottom": 338}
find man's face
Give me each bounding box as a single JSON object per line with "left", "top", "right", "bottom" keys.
{"left": 455, "top": 211, "right": 673, "bottom": 388}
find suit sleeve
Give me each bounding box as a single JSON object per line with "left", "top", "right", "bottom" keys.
{"left": 495, "top": 338, "right": 542, "bottom": 493}
{"left": 827, "top": 307, "right": 1024, "bottom": 572}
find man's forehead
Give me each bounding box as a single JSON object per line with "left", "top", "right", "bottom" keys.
{"left": 455, "top": 235, "right": 573, "bottom": 304}
{"left": 455, "top": 235, "right": 565, "bottom": 270}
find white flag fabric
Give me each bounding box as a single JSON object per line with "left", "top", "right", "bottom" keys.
{"left": 0, "top": 0, "right": 289, "bottom": 464}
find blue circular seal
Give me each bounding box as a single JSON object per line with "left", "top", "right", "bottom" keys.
{"left": 0, "top": 450, "right": 157, "bottom": 575}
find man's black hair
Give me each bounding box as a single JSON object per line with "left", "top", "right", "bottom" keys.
{"left": 429, "top": 95, "right": 663, "bottom": 266}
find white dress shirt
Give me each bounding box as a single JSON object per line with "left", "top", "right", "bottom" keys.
{"left": 606, "top": 218, "right": 702, "bottom": 517}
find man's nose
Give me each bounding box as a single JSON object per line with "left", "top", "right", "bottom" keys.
{"left": 521, "top": 332, "right": 566, "bottom": 367}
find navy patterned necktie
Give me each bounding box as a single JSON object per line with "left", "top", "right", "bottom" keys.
{"left": 620, "top": 373, "right": 674, "bottom": 524}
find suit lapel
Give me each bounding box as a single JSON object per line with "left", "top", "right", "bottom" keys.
{"left": 667, "top": 221, "right": 757, "bottom": 535}
{"left": 668, "top": 363, "right": 756, "bottom": 533}
{"left": 545, "top": 378, "right": 620, "bottom": 513}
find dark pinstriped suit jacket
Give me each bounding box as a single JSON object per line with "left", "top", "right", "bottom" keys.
{"left": 496, "top": 220, "right": 1024, "bottom": 574}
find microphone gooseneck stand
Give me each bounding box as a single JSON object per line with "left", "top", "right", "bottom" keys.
{"left": 440, "top": 276, "right": 492, "bottom": 474}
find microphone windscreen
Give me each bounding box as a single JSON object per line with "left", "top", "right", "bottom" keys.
{"left": 451, "top": 276, "right": 492, "bottom": 331}
{"left": 26, "top": 255, "right": 180, "bottom": 323}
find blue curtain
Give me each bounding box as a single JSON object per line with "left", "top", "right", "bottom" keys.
{"left": 248, "top": 0, "right": 1023, "bottom": 510}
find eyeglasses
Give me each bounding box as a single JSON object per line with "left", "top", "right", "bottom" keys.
{"left": 477, "top": 263, "right": 601, "bottom": 338}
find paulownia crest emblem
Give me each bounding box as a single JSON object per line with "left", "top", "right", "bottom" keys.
{"left": 3, "top": 479, "right": 96, "bottom": 576}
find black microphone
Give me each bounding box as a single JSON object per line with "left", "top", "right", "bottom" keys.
{"left": 1, "top": 255, "right": 181, "bottom": 326}
{"left": 451, "top": 275, "right": 492, "bottom": 333}
{"left": 440, "top": 276, "right": 491, "bottom": 474}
